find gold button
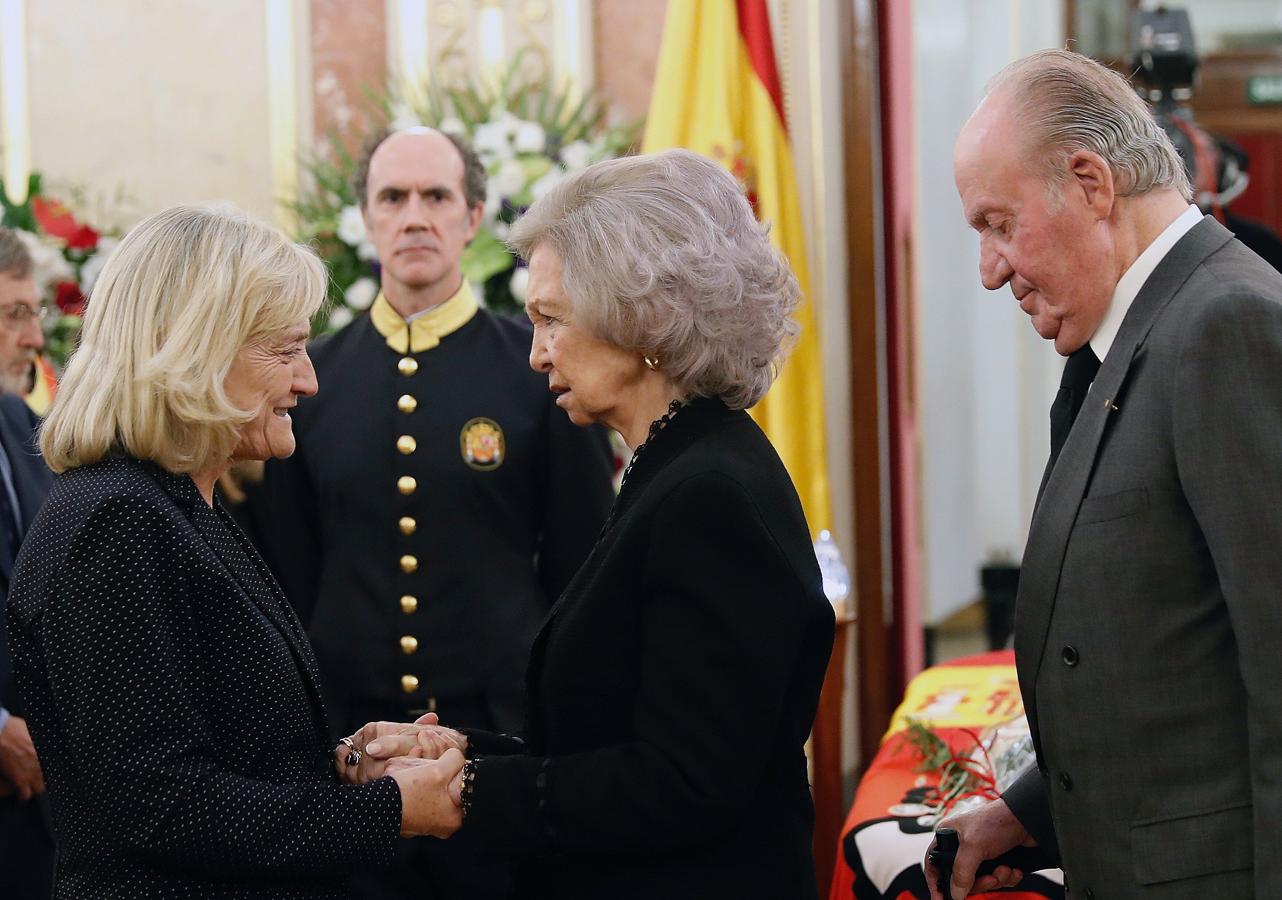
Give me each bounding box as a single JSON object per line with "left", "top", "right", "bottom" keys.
{"left": 397, "top": 394, "right": 418, "bottom": 414}
{"left": 397, "top": 475, "right": 417, "bottom": 495}
{"left": 400, "top": 554, "right": 418, "bottom": 574}
{"left": 397, "top": 435, "right": 417, "bottom": 455}
{"left": 398, "top": 356, "right": 419, "bottom": 376}
{"left": 401, "top": 674, "right": 419, "bottom": 693}
{"left": 400, "top": 635, "right": 419, "bottom": 655}
{"left": 400, "top": 594, "right": 419, "bottom": 614}
{"left": 399, "top": 516, "right": 417, "bottom": 536}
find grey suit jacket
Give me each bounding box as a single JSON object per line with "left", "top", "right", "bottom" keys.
{"left": 1003, "top": 217, "right": 1282, "bottom": 898}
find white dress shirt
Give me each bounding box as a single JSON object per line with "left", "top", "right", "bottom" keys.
{"left": 1090, "top": 204, "right": 1204, "bottom": 363}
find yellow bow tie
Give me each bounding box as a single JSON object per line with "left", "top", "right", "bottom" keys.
{"left": 369, "top": 281, "right": 479, "bottom": 354}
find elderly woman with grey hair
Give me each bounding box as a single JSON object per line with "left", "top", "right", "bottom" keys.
{"left": 360, "top": 148, "right": 836, "bottom": 899}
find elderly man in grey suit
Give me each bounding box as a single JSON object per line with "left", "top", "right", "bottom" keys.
{"left": 926, "top": 49, "right": 1282, "bottom": 900}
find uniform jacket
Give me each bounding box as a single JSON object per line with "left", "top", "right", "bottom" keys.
{"left": 7, "top": 456, "right": 402, "bottom": 898}
{"left": 463, "top": 398, "right": 836, "bottom": 899}
{"left": 248, "top": 305, "right": 615, "bottom": 736}
{"left": 1004, "top": 217, "right": 1282, "bottom": 898}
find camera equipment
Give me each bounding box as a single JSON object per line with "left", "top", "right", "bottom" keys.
{"left": 1129, "top": 6, "right": 1249, "bottom": 211}
{"left": 1131, "top": 6, "right": 1199, "bottom": 111}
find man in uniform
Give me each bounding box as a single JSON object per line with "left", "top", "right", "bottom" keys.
{"left": 248, "top": 127, "right": 615, "bottom": 898}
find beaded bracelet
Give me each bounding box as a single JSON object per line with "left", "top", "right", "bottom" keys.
{"left": 459, "top": 757, "right": 481, "bottom": 818}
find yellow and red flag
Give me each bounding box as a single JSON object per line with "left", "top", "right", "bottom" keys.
{"left": 643, "top": 0, "right": 830, "bottom": 533}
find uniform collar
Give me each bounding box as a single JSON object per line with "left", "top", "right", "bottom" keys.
{"left": 369, "top": 280, "right": 479, "bottom": 354}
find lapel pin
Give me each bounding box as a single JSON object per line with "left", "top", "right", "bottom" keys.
{"left": 1104, "top": 398, "right": 1119, "bottom": 411}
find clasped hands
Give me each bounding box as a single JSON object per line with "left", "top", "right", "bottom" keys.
{"left": 333, "top": 713, "right": 469, "bottom": 839}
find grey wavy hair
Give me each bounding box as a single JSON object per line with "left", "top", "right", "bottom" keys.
{"left": 508, "top": 148, "right": 800, "bottom": 410}
{"left": 989, "top": 49, "right": 1192, "bottom": 202}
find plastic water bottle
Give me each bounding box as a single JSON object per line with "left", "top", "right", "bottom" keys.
{"left": 813, "top": 530, "right": 850, "bottom": 605}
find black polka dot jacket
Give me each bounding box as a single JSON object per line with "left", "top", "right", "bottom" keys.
{"left": 7, "top": 454, "right": 402, "bottom": 898}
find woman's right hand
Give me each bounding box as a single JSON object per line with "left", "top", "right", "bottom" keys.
{"left": 390, "top": 748, "right": 466, "bottom": 838}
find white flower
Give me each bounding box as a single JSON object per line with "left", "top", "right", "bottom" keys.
{"left": 16, "top": 231, "right": 72, "bottom": 292}
{"left": 337, "top": 205, "right": 366, "bottom": 247}
{"left": 357, "top": 239, "right": 378, "bottom": 261}
{"left": 344, "top": 277, "right": 378, "bottom": 310}
{"left": 514, "top": 121, "right": 545, "bottom": 154}
{"left": 530, "top": 168, "right": 565, "bottom": 201}
{"left": 439, "top": 116, "right": 465, "bottom": 136}
{"left": 494, "top": 109, "right": 521, "bottom": 141}
{"left": 494, "top": 159, "right": 527, "bottom": 198}
{"left": 389, "top": 101, "right": 421, "bottom": 131}
{"left": 509, "top": 267, "right": 529, "bottom": 301}
{"left": 328, "top": 305, "right": 355, "bottom": 330}
{"left": 473, "top": 121, "right": 510, "bottom": 160}
{"left": 560, "top": 140, "right": 592, "bottom": 171}
{"left": 78, "top": 236, "right": 119, "bottom": 296}
{"left": 483, "top": 186, "right": 503, "bottom": 224}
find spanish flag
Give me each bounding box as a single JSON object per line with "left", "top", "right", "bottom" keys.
{"left": 643, "top": 0, "right": 831, "bottom": 534}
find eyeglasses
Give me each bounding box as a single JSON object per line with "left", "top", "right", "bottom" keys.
{"left": 0, "top": 302, "right": 48, "bottom": 331}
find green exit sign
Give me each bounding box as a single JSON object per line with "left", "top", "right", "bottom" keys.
{"left": 1247, "top": 75, "right": 1282, "bottom": 105}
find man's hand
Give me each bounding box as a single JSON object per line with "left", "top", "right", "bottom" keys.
{"left": 333, "top": 713, "right": 468, "bottom": 785}
{"left": 0, "top": 715, "right": 44, "bottom": 801}
{"left": 923, "top": 798, "right": 1035, "bottom": 900}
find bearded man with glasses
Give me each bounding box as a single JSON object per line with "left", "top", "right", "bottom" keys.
{"left": 0, "top": 227, "right": 53, "bottom": 899}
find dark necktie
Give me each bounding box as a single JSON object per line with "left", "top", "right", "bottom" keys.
{"left": 1048, "top": 344, "right": 1102, "bottom": 470}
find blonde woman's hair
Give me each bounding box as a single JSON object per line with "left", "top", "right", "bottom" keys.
{"left": 41, "top": 204, "right": 325, "bottom": 474}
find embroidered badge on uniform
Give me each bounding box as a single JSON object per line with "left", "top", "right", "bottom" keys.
{"left": 459, "top": 417, "right": 505, "bottom": 471}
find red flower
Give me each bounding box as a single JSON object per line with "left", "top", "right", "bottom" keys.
{"left": 54, "top": 281, "right": 85, "bottom": 316}
{"left": 32, "top": 196, "right": 99, "bottom": 250}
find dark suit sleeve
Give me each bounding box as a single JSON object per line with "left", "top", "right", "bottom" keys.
{"left": 37, "top": 495, "right": 401, "bottom": 875}
{"left": 1173, "top": 288, "right": 1282, "bottom": 895}
{"left": 464, "top": 471, "right": 820, "bottom": 855}
{"left": 1001, "top": 766, "right": 1059, "bottom": 863}
{"left": 243, "top": 448, "right": 324, "bottom": 625}
{"left": 0, "top": 395, "right": 50, "bottom": 718}
{"left": 534, "top": 405, "right": 615, "bottom": 601}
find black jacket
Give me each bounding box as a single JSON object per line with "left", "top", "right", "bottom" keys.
{"left": 0, "top": 393, "right": 55, "bottom": 895}
{"left": 0, "top": 393, "right": 52, "bottom": 717}
{"left": 464, "top": 398, "right": 835, "bottom": 899}
{"left": 7, "top": 456, "right": 402, "bottom": 898}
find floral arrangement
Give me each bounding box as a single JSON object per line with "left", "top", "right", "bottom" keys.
{"left": 0, "top": 173, "right": 120, "bottom": 368}
{"left": 894, "top": 716, "right": 1036, "bottom": 824}
{"left": 291, "top": 61, "right": 639, "bottom": 328}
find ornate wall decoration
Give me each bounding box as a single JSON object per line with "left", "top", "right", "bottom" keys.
{"left": 389, "top": 0, "right": 592, "bottom": 101}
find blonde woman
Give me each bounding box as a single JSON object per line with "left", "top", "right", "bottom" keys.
{"left": 7, "top": 205, "right": 463, "bottom": 898}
